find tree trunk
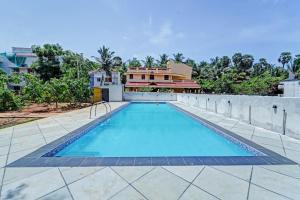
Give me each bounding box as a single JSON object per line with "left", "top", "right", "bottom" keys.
{"left": 55, "top": 101, "right": 58, "bottom": 109}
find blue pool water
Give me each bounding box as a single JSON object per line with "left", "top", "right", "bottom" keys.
{"left": 56, "top": 103, "right": 254, "bottom": 157}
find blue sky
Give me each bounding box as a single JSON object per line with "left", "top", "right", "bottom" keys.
{"left": 1, "top": 0, "right": 300, "bottom": 64}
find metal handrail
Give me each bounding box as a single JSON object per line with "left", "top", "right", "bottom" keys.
{"left": 89, "top": 101, "right": 111, "bottom": 119}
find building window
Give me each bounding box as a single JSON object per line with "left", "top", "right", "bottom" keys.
{"left": 141, "top": 74, "right": 145, "bottom": 80}
{"left": 164, "top": 75, "right": 169, "bottom": 80}
{"left": 129, "top": 74, "right": 133, "bottom": 79}
{"left": 150, "top": 75, "right": 155, "bottom": 80}
{"left": 97, "top": 78, "right": 101, "bottom": 82}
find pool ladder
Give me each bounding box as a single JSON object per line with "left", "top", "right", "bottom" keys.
{"left": 89, "top": 101, "right": 111, "bottom": 119}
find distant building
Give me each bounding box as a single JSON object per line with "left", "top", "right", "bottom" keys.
{"left": 89, "top": 70, "right": 123, "bottom": 102}
{"left": 125, "top": 60, "right": 200, "bottom": 93}
{"left": 0, "top": 47, "right": 37, "bottom": 75}
{"left": 0, "top": 47, "right": 37, "bottom": 91}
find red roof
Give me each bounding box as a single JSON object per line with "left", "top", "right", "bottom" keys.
{"left": 125, "top": 81, "right": 200, "bottom": 88}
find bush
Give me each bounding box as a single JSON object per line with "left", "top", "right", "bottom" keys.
{"left": 0, "top": 88, "right": 23, "bottom": 111}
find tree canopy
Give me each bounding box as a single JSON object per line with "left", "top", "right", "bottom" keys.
{"left": 1, "top": 43, "right": 299, "bottom": 111}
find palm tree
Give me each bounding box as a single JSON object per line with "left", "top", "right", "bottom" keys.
{"left": 143, "top": 56, "right": 155, "bottom": 68}
{"left": 94, "top": 46, "right": 115, "bottom": 74}
{"left": 173, "top": 53, "right": 185, "bottom": 63}
{"left": 128, "top": 58, "right": 141, "bottom": 68}
{"left": 156, "top": 54, "right": 168, "bottom": 68}
{"left": 112, "top": 56, "right": 122, "bottom": 67}
{"left": 278, "top": 52, "right": 292, "bottom": 69}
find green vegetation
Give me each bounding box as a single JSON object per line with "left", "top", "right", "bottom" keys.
{"left": 0, "top": 71, "right": 23, "bottom": 111}
{"left": 0, "top": 44, "right": 119, "bottom": 111}
{"left": 1, "top": 43, "right": 300, "bottom": 112}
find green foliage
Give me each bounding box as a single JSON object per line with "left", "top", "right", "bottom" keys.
{"left": 143, "top": 56, "right": 155, "bottom": 68}
{"left": 115, "top": 63, "right": 127, "bottom": 84}
{"left": 193, "top": 52, "right": 291, "bottom": 95}
{"left": 232, "top": 71, "right": 284, "bottom": 95}
{"left": 94, "top": 46, "right": 115, "bottom": 74}
{"left": 128, "top": 58, "right": 141, "bottom": 68}
{"left": 278, "top": 52, "right": 292, "bottom": 68}
{"left": 0, "top": 72, "right": 23, "bottom": 111}
{"left": 8, "top": 73, "right": 22, "bottom": 84}
{"left": 157, "top": 54, "right": 168, "bottom": 68}
{"left": 0, "top": 89, "right": 23, "bottom": 111}
{"left": 44, "top": 78, "right": 69, "bottom": 108}
{"left": 173, "top": 53, "right": 185, "bottom": 63}
{"left": 112, "top": 56, "right": 123, "bottom": 67}
{"left": 62, "top": 51, "right": 97, "bottom": 80}
{"left": 139, "top": 87, "right": 154, "bottom": 92}
{"left": 32, "top": 44, "right": 64, "bottom": 81}
{"left": 21, "top": 74, "right": 45, "bottom": 103}
{"left": 63, "top": 77, "right": 91, "bottom": 104}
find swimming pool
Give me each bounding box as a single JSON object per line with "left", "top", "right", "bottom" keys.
{"left": 9, "top": 102, "right": 296, "bottom": 166}
{"left": 56, "top": 102, "right": 257, "bottom": 157}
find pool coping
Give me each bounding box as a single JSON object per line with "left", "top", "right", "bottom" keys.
{"left": 7, "top": 102, "right": 297, "bottom": 167}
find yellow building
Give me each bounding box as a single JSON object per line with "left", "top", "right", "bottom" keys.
{"left": 125, "top": 60, "right": 200, "bottom": 93}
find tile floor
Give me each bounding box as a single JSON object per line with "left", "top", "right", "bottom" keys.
{"left": 0, "top": 101, "right": 299, "bottom": 200}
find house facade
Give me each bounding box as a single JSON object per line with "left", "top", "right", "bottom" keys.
{"left": 89, "top": 70, "right": 123, "bottom": 102}
{"left": 0, "top": 47, "right": 37, "bottom": 91}
{"left": 0, "top": 47, "right": 37, "bottom": 75}
{"left": 125, "top": 60, "right": 200, "bottom": 93}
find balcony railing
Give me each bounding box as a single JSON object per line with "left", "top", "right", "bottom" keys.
{"left": 127, "top": 67, "right": 171, "bottom": 73}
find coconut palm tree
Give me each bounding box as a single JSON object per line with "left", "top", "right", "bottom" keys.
{"left": 173, "top": 53, "right": 185, "bottom": 63}
{"left": 94, "top": 46, "right": 115, "bottom": 74}
{"left": 128, "top": 58, "right": 141, "bottom": 68}
{"left": 156, "top": 54, "right": 168, "bottom": 68}
{"left": 143, "top": 56, "right": 155, "bottom": 68}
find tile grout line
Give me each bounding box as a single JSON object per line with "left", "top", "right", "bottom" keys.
{"left": 161, "top": 166, "right": 221, "bottom": 199}
{"left": 106, "top": 185, "right": 134, "bottom": 200}
{"left": 109, "top": 167, "right": 152, "bottom": 200}
{"left": 279, "top": 135, "right": 287, "bottom": 156}
{"left": 190, "top": 183, "right": 222, "bottom": 200}
{"left": 51, "top": 117, "right": 72, "bottom": 133}
{"left": 176, "top": 166, "right": 205, "bottom": 200}
{"left": 161, "top": 166, "right": 199, "bottom": 184}
{"left": 0, "top": 127, "right": 14, "bottom": 199}
{"left": 246, "top": 166, "right": 253, "bottom": 200}
{"left": 259, "top": 166, "right": 300, "bottom": 181}
{"left": 109, "top": 166, "right": 157, "bottom": 197}
{"left": 58, "top": 168, "right": 75, "bottom": 200}
{"left": 36, "top": 121, "right": 48, "bottom": 145}
{"left": 250, "top": 127, "right": 255, "bottom": 140}
{"left": 231, "top": 120, "right": 240, "bottom": 129}
{"left": 250, "top": 182, "right": 294, "bottom": 200}
{"left": 210, "top": 166, "right": 251, "bottom": 182}
{"left": 63, "top": 167, "right": 106, "bottom": 187}
{"left": 35, "top": 186, "right": 66, "bottom": 200}
{"left": 249, "top": 167, "right": 295, "bottom": 200}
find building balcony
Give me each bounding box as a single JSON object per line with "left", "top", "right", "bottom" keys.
{"left": 127, "top": 67, "right": 172, "bottom": 74}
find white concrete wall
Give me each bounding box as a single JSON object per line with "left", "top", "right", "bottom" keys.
{"left": 123, "top": 92, "right": 177, "bottom": 101}
{"left": 122, "top": 92, "right": 300, "bottom": 139}
{"left": 282, "top": 81, "right": 300, "bottom": 97}
{"left": 101, "top": 85, "right": 123, "bottom": 102}
{"left": 177, "top": 94, "right": 300, "bottom": 139}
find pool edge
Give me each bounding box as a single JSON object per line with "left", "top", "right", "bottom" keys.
{"left": 7, "top": 102, "right": 297, "bottom": 167}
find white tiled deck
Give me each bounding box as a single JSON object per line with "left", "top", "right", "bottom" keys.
{"left": 0, "top": 101, "right": 300, "bottom": 200}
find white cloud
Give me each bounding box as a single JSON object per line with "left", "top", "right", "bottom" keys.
{"left": 146, "top": 22, "right": 185, "bottom": 46}
{"left": 122, "top": 35, "right": 129, "bottom": 40}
